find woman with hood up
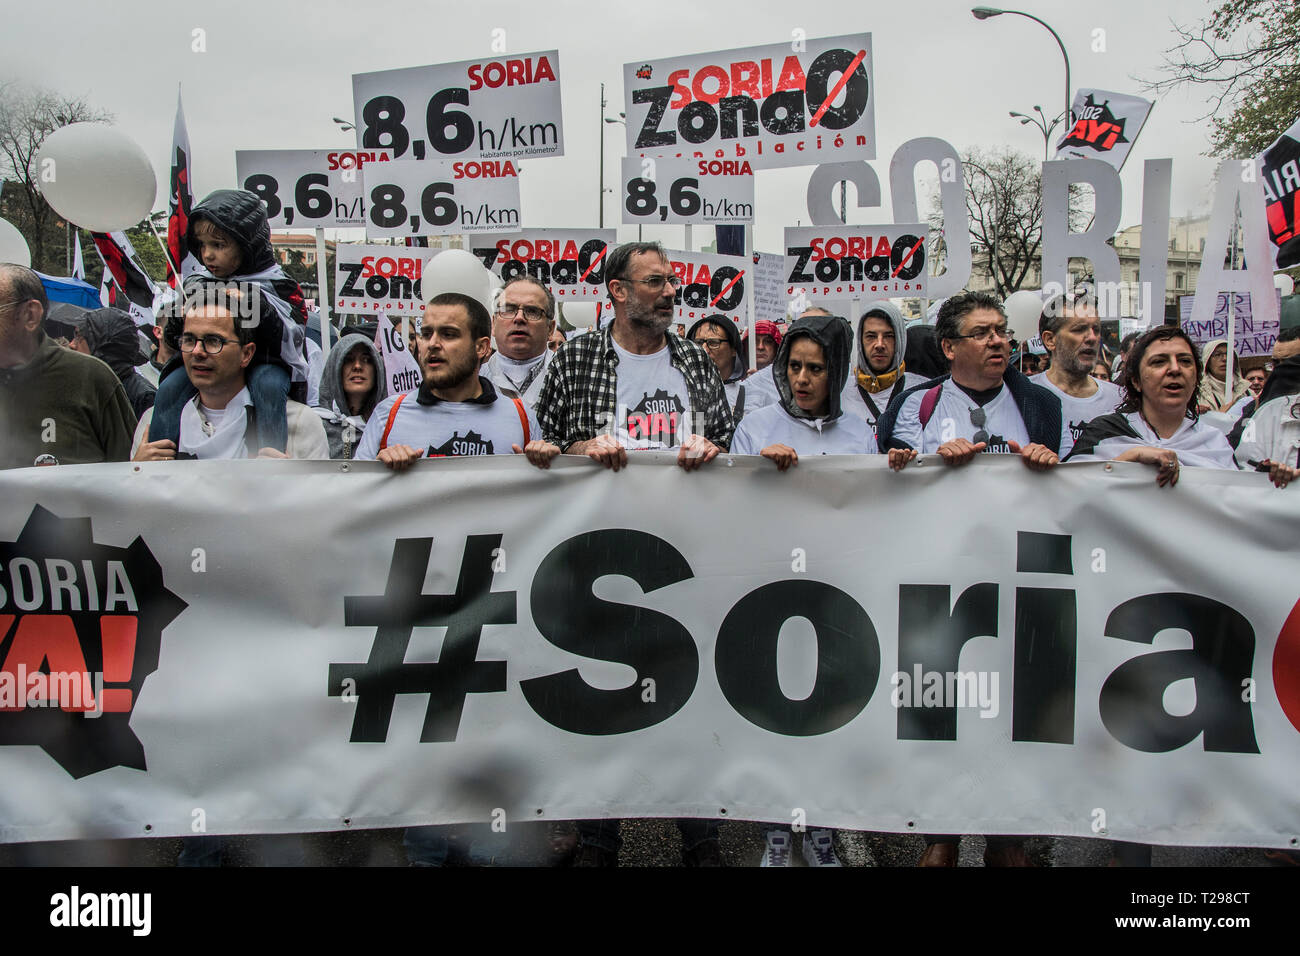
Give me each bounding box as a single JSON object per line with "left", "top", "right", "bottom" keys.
{"left": 731, "top": 313, "right": 874, "bottom": 468}
{"left": 1195, "top": 338, "right": 1251, "bottom": 413}
{"left": 314, "top": 333, "right": 389, "bottom": 460}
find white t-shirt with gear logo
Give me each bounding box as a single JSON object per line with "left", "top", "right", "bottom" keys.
{"left": 1030, "top": 372, "right": 1123, "bottom": 458}
{"left": 612, "top": 339, "right": 692, "bottom": 450}
{"left": 354, "top": 384, "right": 539, "bottom": 461}
{"left": 890, "top": 382, "right": 1030, "bottom": 454}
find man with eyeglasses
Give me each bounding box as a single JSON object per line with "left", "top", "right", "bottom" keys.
{"left": 130, "top": 283, "right": 328, "bottom": 461}
{"left": 482, "top": 276, "right": 556, "bottom": 413}
{"left": 535, "top": 241, "right": 733, "bottom": 472}
{"left": 687, "top": 312, "right": 774, "bottom": 423}
{"left": 0, "top": 263, "right": 137, "bottom": 469}
{"left": 878, "top": 291, "right": 1061, "bottom": 475}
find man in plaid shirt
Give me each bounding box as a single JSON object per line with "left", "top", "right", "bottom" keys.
{"left": 536, "top": 241, "right": 733, "bottom": 471}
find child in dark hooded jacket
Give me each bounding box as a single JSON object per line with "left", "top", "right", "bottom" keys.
{"left": 148, "top": 189, "right": 310, "bottom": 452}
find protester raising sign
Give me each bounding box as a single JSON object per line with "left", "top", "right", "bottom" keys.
{"left": 334, "top": 243, "right": 443, "bottom": 315}
{"left": 1258, "top": 115, "right": 1300, "bottom": 269}
{"left": 1053, "top": 89, "right": 1152, "bottom": 171}
{"left": 784, "top": 225, "right": 929, "bottom": 305}
{"left": 623, "top": 34, "right": 875, "bottom": 171}
{"left": 351, "top": 51, "right": 564, "bottom": 162}
{"left": 665, "top": 249, "right": 749, "bottom": 325}
{"left": 468, "top": 229, "right": 615, "bottom": 300}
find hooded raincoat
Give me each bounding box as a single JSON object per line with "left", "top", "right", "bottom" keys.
{"left": 731, "top": 313, "right": 874, "bottom": 456}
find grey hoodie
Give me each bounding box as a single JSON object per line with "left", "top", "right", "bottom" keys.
{"left": 774, "top": 313, "right": 854, "bottom": 421}
{"left": 852, "top": 300, "right": 908, "bottom": 388}
{"left": 315, "top": 333, "right": 389, "bottom": 459}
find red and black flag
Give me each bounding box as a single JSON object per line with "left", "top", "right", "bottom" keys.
{"left": 1259, "top": 116, "right": 1300, "bottom": 270}
{"left": 166, "top": 89, "right": 200, "bottom": 286}
{"left": 90, "top": 231, "right": 157, "bottom": 327}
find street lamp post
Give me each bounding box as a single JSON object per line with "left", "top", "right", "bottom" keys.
{"left": 972, "top": 7, "right": 1072, "bottom": 129}
{"left": 1009, "top": 105, "right": 1065, "bottom": 160}
{"left": 598, "top": 85, "right": 627, "bottom": 230}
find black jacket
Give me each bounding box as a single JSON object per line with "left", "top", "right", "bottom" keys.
{"left": 79, "top": 308, "right": 156, "bottom": 418}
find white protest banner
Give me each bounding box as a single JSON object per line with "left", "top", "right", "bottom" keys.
{"left": 235, "top": 149, "right": 387, "bottom": 228}
{"left": 620, "top": 157, "right": 754, "bottom": 225}
{"left": 1179, "top": 291, "right": 1282, "bottom": 358}
{"left": 1053, "top": 90, "right": 1153, "bottom": 171}
{"left": 1, "top": 456, "right": 1298, "bottom": 848}
{"left": 351, "top": 51, "right": 563, "bottom": 162}
{"left": 334, "top": 243, "right": 441, "bottom": 316}
{"left": 466, "top": 229, "right": 615, "bottom": 301}
{"left": 752, "top": 250, "right": 787, "bottom": 320}
{"left": 362, "top": 159, "right": 521, "bottom": 239}
{"left": 1257, "top": 115, "right": 1300, "bottom": 269}
{"left": 623, "top": 34, "right": 875, "bottom": 171}
{"left": 373, "top": 317, "right": 422, "bottom": 395}
{"left": 666, "top": 249, "right": 749, "bottom": 325}
{"left": 784, "top": 224, "right": 928, "bottom": 304}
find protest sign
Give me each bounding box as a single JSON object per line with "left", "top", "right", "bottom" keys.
{"left": 1179, "top": 291, "right": 1282, "bottom": 358}
{"left": 1, "top": 456, "right": 1298, "bottom": 849}
{"left": 1258, "top": 115, "right": 1300, "bottom": 269}
{"left": 235, "top": 149, "right": 386, "bottom": 228}
{"left": 784, "top": 224, "right": 928, "bottom": 304}
{"left": 467, "top": 229, "right": 615, "bottom": 301}
{"left": 1053, "top": 90, "right": 1153, "bottom": 171}
{"left": 620, "top": 157, "right": 754, "bottom": 225}
{"left": 351, "top": 51, "right": 564, "bottom": 162}
{"left": 373, "top": 316, "right": 422, "bottom": 395}
{"left": 665, "top": 249, "right": 749, "bottom": 325}
{"left": 334, "top": 243, "right": 441, "bottom": 316}
{"left": 752, "top": 251, "right": 787, "bottom": 321}
{"left": 623, "top": 34, "right": 874, "bottom": 171}
{"left": 362, "top": 159, "right": 522, "bottom": 239}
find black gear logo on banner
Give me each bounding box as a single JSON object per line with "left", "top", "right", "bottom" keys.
{"left": 0, "top": 506, "right": 187, "bottom": 779}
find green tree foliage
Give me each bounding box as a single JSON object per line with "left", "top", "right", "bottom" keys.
{"left": 1149, "top": 0, "right": 1300, "bottom": 156}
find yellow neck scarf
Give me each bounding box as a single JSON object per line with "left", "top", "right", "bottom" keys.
{"left": 856, "top": 361, "right": 905, "bottom": 393}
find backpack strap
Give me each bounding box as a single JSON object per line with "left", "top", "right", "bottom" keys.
{"left": 378, "top": 393, "right": 407, "bottom": 451}
{"left": 918, "top": 384, "right": 943, "bottom": 428}
{"left": 511, "top": 397, "right": 530, "bottom": 446}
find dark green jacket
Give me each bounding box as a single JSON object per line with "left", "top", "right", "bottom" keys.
{"left": 0, "top": 332, "right": 137, "bottom": 469}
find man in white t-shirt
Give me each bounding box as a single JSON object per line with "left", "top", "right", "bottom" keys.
{"left": 131, "top": 285, "right": 328, "bottom": 461}
{"left": 878, "top": 291, "right": 1061, "bottom": 474}
{"left": 1030, "top": 292, "right": 1123, "bottom": 458}
{"left": 535, "top": 241, "right": 733, "bottom": 472}
{"left": 355, "top": 292, "right": 558, "bottom": 469}
{"left": 482, "top": 275, "right": 556, "bottom": 413}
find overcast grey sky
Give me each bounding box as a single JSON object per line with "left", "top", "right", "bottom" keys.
{"left": 2, "top": 0, "right": 1225, "bottom": 251}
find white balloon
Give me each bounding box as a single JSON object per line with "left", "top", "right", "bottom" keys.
{"left": 0, "top": 218, "right": 31, "bottom": 267}
{"left": 562, "top": 302, "right": 599, "bottom": 329}
{"left": 1004, "top": 289, "right": 1044, "bottom": 344}
{"left": 1275, "top": 273, "right": 1294, "bottom": 297}
{"left": 36, "top": 124, "right": 157, "bottom": 232}
{"left": 421, "top": 248, "right": 495, "bottom": 315}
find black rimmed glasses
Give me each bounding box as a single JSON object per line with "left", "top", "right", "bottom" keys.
{"left": 179, "top": 333, "right": 238, "bottom": 354}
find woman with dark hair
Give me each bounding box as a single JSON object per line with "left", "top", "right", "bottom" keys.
{"left": 1067, "top": 326, "right": 1295, "bottom": 488}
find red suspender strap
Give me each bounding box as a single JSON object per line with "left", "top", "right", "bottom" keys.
{"left": 511, "top": 397, "right": 530, "bottom": 446}
{"left": 918, "top": 384, "right": 942, "bottom": 428}
{"left": 379, "top": 393, "right": 407, "bottom": 451}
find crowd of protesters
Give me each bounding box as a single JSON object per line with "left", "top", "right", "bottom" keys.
{"left": 2, "top": 188, "right": 1299, "bottom": 867}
